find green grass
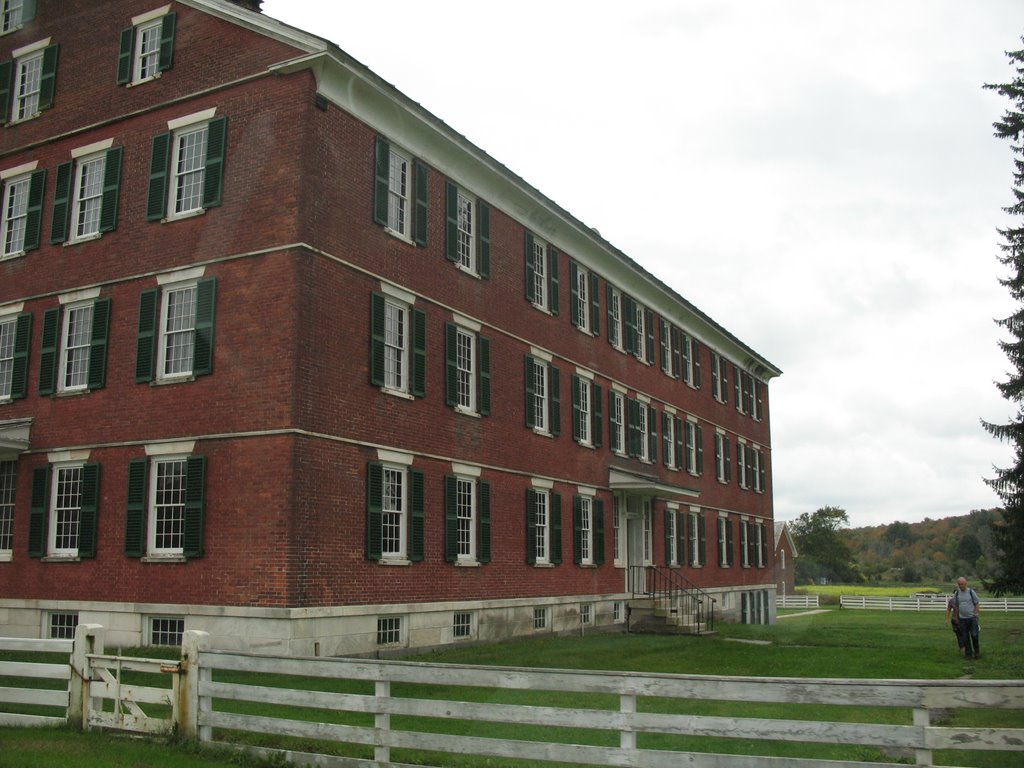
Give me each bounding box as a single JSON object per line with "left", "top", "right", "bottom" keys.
{"left": 3, "top": 610, "right": 1023, "bottom": 767}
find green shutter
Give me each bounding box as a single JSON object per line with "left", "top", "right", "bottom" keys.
{"left": 37, "top": 306, "right": 59, "bottom": 396}
{"left": 116, "top": 27, "right": 133, "bottom": 85}
{"left": 606, "top": 283, "right": 617, "bottom": 347}
{"left": 524, "top": 356, "right": 536, "bottom": 429}
{"left": 202, "top": 116, "right": 227, "bottom": 209}
{"left": 664, "top": 509, "right": 672, "bottom": 565}
{"left": 593, "top": 499, "right": 605, "bottom": 566}
{"left": 477, "top": 200, "right": 490, "bottom": 278}
{"left": 87, "top": 297, "right": 111, "bottom": 390}
{"left": 524, "top": 232, "right": 536, "bottom": 304}
{"left": 413, "top": 159, "right": 427, "bottom": 247}
{"left": 571, "top": 374, "right": 581, "bottom": 442}
{"left": 37, "top": 44, "right": 58, "bottom": 111}
{"left": 548, "top": 247, "right": 559, "bottom": 315}
{"left": 444, "top": 475, "right": 458, "bottom": 563}
{"left": 409, "top": 469, "right": 424, "bottom": 562}
{"left": 549, "top": 364, "right": 560, "bottom": 436}
{"left": 125, "top": 458, "right": 148, "bottom": 557}
{"left": 645, "top": 309, "right": 655, "bottom": 363}
{"left": 366, "top": 462, "right": 383, "bottom": 560}
{"left": 182, "top": 456, "right": 206, "bottom": 558}
{"left": 411, "top": 308, "right": 426, "bottom": 397}
{"left": 134, "top": 289, "right": 158, "bottom": 383}
{"left": 477, "top": 335, "right": 490, "bottom": 416}
{"left": 146, "top": 132, "right": 171, "bottom": 220}
{"left": 22, "top": 0, "right": 36, "bottom": 23}
{"left": 573, "top": 496, "right": 583, "bottom": 565}
{"left": 676, "top": 512, "right": 686, "bottom": 568}
{"left": 78, "top": 463, "right": 100, "bottom": 558}
{"left": 626, "top": 398, "right": 640, "bottom": 457}
{"left": 569, "top": 261, "right": 581, "bottom": 328}
{"left": 687, "top": 513, "right": 696, "bottom": 567}
{"left": 0, "top": 59, "right": 11, "bottom": 122}
{"left": 373, "top": 136, "right": 389, "bottom": 226}
{"left": 648, "top": 405, "right": 658, "bottom": 463}
{"left": 624, "top": 295, "right": 637, "bottom": 355}
{"left": 662, "top": 412, "right": 671, "bottom": 468}
{"left": 550, "top": 492, "right": 562, "bottom": 564}
{"left": 23, "top": 169, "right": 46, "bottom": 252}
{"left": 591, "top": 383, "right": 602, "bottom": 449}
{"left": 674, "top": 417, "right": 684, "bottom": 469}
{"left": 193, "top": 277, "right": 216, "bottom": 376}
{"left": 478, "top": 481, "right": 491, "bottom": 563}
{"left": 589, "top": 273, "right": 600, "bottom": 336}
{"left": 759, "top": 450, "right": 766, "bottom": 492}
{"left": 10, "top": 313, "right": 31, "bottom": 400}
{"left": 671, "top": 327, "right": 682, "bottom": 377}
{"left": 444, "top": 181, "right": 458, "bottom": 262}
{"left": 692, "top": 338, "right": 702, "bottom": 387}
{"left": 158, "top": 12, "right": 176, "bottom": 72}
{"left": 369, "top": 293, "right": 385, "bottom": 386}
{"left": 50, "top": 161, "right": 72, "bottom": 244}
{"left": 724, "top": 436, "right": 732, "bottom": 482}
{"left": 444, "top": 322, "right": 458, "bottom": 407}
{"left": 659, "top": 319, "right": 669, "bottom": 372}
{"left": 608, "top": 390, "right": 620, "bottom": 453}
{"left": 525, "top": 488, "right": 537, "bottom": 565}
{"left": 28, "top": 466, "right": 49, "bottom": 558}
{"left": 99, "top": 146, "right": 123, "bottom": 233}
{"left": 696, "top": 425, "right": 704, "bottom": 474}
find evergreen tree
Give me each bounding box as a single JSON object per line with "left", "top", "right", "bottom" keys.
{"left": 981, "top": 42, "right": 1024, "bottom": 595}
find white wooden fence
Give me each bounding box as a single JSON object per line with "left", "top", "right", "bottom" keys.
{"left": 0, "top": 635, "right": 72, "bottom": 727}
{"left": 777, "top": 594, "right": 820, "bottom": 608}
{"left": 840, "top": 595, "right": 1024, "bottom": 611}
{"left": 4, "top": 625, "right": 1024, "bottom": 767}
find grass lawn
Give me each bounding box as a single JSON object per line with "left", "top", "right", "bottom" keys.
{"left": 2, "top": 609, "right": 1023, "bottom": 767}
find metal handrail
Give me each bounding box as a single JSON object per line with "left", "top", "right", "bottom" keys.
{"left": 628, "top": 564, "right": 716, "bottom": 634}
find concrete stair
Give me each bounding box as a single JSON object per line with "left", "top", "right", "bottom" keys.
{"left": 627, "top": 598, "right": 713, "bottom": 636}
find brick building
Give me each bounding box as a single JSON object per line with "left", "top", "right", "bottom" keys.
{"left": 0, "top": 0, "right": 781, "bottom": 654}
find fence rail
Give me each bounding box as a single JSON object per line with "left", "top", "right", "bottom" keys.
{"left": 4, "top": 626, "right": 1024, "bottom": 767}
{"left": 0, "top": 635, "right": 72, "bottom": 728}
{"left": 840, "top": 595, "right": 1024, "bottom": 611}
{"left": 777, "top": 594, "right": 820, "bottom": 608}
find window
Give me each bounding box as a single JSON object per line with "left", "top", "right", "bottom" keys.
{"left": 572, "top": 494, "right": 604, "bottom": 566}
{"left": 623, "top": 296, "right": 654, "bottom": 363}
{"left": 740, "top": 520, "right": 752, "bottom": 568}
{"left": 711, "top": 352, "right": 729, "bottom": 403}
{"left": 682, "top": 334, "right": 701, "bottom": 388}
{"left": 752, "top": 447, "right": 765, "bottom": 492}
{"left": 150, "top": 617, "right": 184, "bottom": 647}
{"left": 38, "top": 298, "right": 111, "bottom": 395}
{"left": 375, "top": 616, "right": 403, "bottom": 648}
{"left": 580, "top": 604, "right": 592, "bottom": 625}
{"left": 684, "top": 420, "right": 703, "bottom": 475}
{"left": 49, "top": 612, "right": 79, "bottom": 640}
{"left": 445, "top": 181, "right": 489, "bottom": 276}
{"left": 714, "top": 432, "right": 731, "bottom": 484}
{"left": 28, "top": 462, "right": 99, "bottom": 559}
{"left": 118, "top": 11, "right": 176, "bottom": 85}
{"left": 1, "top": 0, "right": 31, "bottom": 34}
{"left": 642, "top": 501, "right": 652, "bottom": 565}
{"left": 525, "top": 355, "right": 560, "bottom": 435}
{"left": 374, "top": 137, "right": 427, "bottom": 245}
{"left": 755, "top": 521, "right": 766, "bottom": 568}
{"left": 612, "top": 496, "right": 624, "bottom": 564}
{"left": 608, "top": 389, "right": 625, "bottom": 454}
{"left": 533, "top": 606, "right": 548, "bottom": 630}
{"left": 147, "top": 114, "right": 228, "bottom": 221}
{"left": 570, "top": 261, "right": 599, "bottom": 335}
{"left": 665, "top": 509, "right": 678, "bottom": 566}
{"left": 717, "top": 515, "right": 734, "bottom": 567}
{"left": 613, "top": 601, "right": 624, "bottom": 623}
{"left": 453, "top": 612, "right": 473, "bottom": 639}
{"left": 687, "top": 510, "right": 705, "bottom": 567}
{"left": 662, "top": 413, "right": 682, "bottom": 470}
{"left": 526, "top": 486, "right": 561, "bottom": 565}
{"left": 135, "top": 277, "right": 217, "bottom": 384}
{"left": 572, "top": 375, "right": 602, "bottom": 447}
{"left": 125, "top": 454, "right": 206, "bottom": 559}
{"left": 659, "top": 320, "right": 682, "bottom": 378}
{"left": 1, "top": 169, "right": 44, "bottom": 257}
{"left": 525, "top": 232, "right": 558, "bottom": 313}
{"left": 1, "top": 42, "right": 59, "bottom": 122}
{"left": 0, "top": 460, "right": 14, "bottom": 559}
{"left": 367, "top": 461, "right": 424, "bottom": 563}
{"left": 51, "top": 147, "right": 123, "bottom": 244}
{"left": 371, "top": 291, "right": 425, "bottom": 398}
{"left": 0, "top": 312, "right": 30, "bottom": 400}
{"left": 737, "top": 442, "right": 748, "bottom": 489}
{"left": 627, "top": 397, "right": 656, "bottom": 462}
{"left": 606, "top": 284, "right": 623, "bottom": 350}
{"left": 444, "top": 474, "right": 490, "bottom": 564}
{"left": 445, "top": 322, "right": 490, "bottom": 414}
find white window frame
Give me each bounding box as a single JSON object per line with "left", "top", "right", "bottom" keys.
{"left": 737, "top": 441, "right": 748, "bottom": 489}
{"left": 712, "top": 352, "right": 728, "bottom": 403}
{"left": 611, "top": 390, "right": 625, "bottom": 455}
{"left": 168, "top": 123, "right": 209, "bottom": 218}
{"left": 48, "top": 463, "right": 83, "bottom": 557}
{"left": 580, "top": 603, "right": 592, "bottom": 625}
{"left": 666, "top": 510, "right": 678, "bottom": 566}
{"left": 453, "top": 611, "right": 474, "bottom": 640}
{"left": 455, "top": 326, "right": 476, "bottom": 412}
{"left": 609, "top": 286, "right": 623, "bottom": 350}
{"left": 386, "top": 145, "right": 410, "bottom": 237}
{"left": 637, "top": 401, "right": 650, "bottom": 463}
{"left": 48, "top": 611, "right": 79, "bottom": 640}
{"left": 574, "top": 263, "right": 590, "bottom": 333}
{"left": 148, "top": 455, "right": 188, "bottom": 555}
{"left": 684, "top": 419, "right": 699, "bottom": 475}
{"left": 58, "top": 301, "right": 93, "bottom": 393}
{"left": 533, "top": 489, "right": 550, "bottom": 565}
{"left": 533, "top": 606, "right": 549, "bottom": 630}
{"left": 740, "top": 519, "right": 750, "bottom": 568}
{"left": 157, "top": 281, "right": 197, "bottom": 381}
{"left": 381, "top": 464, "right": 407, "bottom": 560}
{"left": 576, "top": 376, "right": 591, "bottom": 445}
{"left": 578, "top": 494, "right": 593, "bottom": 565}
{"left": 1, "top": 172, "right": 30, "bottom": 257}
{"left": 134, "top": 18, "right": 163, "bottom": 83}
{"left": 530, "top": 237, "right": 548, "bottom": 311}
{"left": 0, "top": 314, "right": 17, "bottom": 400}
{"left": 634, "top": 302, "right": 647, "bottom": 363}
{"left": 715, "top": 432, "right": 728, "bottom": 484}
{"left": 612, "top": 496, "right": 624, "bottom": 565}
{"left": 752, "top": 448, "right": 763, "bottom": 492}
{"left": 383, "top": 297, "right": 409, "bottom": 394}
{"left": 0, "top": 459, "right": 15, "bottom": 560}
{"left": 689, "top": 511, "right": 701, "bottom": 566}
{"left": 455, "top": 475, "right": 476, "bottom": 562}
{"left": 683, "top": 335, "right": 697, "bottom": 386}
{"left": 664, "top": 414, "right": 677, "bottom": 469}
{"left": 68, "top": 152, "right": 106, "bottom": 242}
{"left": 455, "top": 188, "right": 475, "bottom": 272}
{"left": 531, "top": 358, "right": 549, "bottom": 434}
{"left": 12, "top": 48, "right": 43, "bottom": 122}
{"left": 718, "top": 515, "right": 730, "bottom": 566}
{"left": 1, "top": 0, "right": 24, "bottom": 34}
{"left": 642, "top": 501, "right": 652, "bottom": 565}
{"left": 149, "top": 616, "right": 184, "bottom": 646}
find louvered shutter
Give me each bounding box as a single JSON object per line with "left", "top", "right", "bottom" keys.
{"left": 477, "top": 200, "right": 490, "bottom": 278}
{"left": 550, "top": 492, "right": 562, "bottom": 564}
{"left": 0, "top": 60, "right": 11, "bottom": 122}
{"left": 572, "top": 496, "right": 583, "bottom": 565}
{"left": 569, "top": 261, "right": 581, "bottom": 328}
{"left": 202, "top": 116, "right": 227, "bottom": 209}
{"left": 182, "top": 456, "right": 206, "bottom": 558}
{"left": 28, "top": 466, "right": 49, "bottom": 557}
{"left": 589, "top": 273, "right": 600, "bottom": 336}
{"left": 413, "top": 159, "right": 428, "bottom": 247}
{"left": 411, "top": 308, "right": 426, "bottom": 397}
{"left": 373, "top": 137, "right": 390, "bottom": 226}
{"left": 117, "top": 27, "right": 134, "bottom": 84}
{"left": 524, "top": 232, "right": 537, "bottom": 303}
{"left": 524, "top": 356, "right": 536, "bottom": 429}
{"left": 591, "top": 383, "right": 602, "bottom": 448}
{"left": 98, "top": 146, "right": 123, "bottom": 233}
{"left": 593, "top": 499, "right": 605, "bottom": 565}
{"left": 478, "top": 481, "right": 491, "bottom": 563}
{"left": 23, "top": 169, "right": 46, "bottom": 252}
{"left": 77, "top": 463, "right": 100, "bottom": 558}
{"left": 409, "top": 469, "right": 424, "bottom": 562}
{"left": 135, "top": 289, "right": 158, "bottom": 382}
{"left": 444, "top": 181, "right": 458, "bottom": 262}
{"left": 37, "top": 44, "right": 59, "bottom": 111}
{"left": 366, "top": 462, "right": 383, "bottom": 560}
{"left": 193, "top": 277, "right": 216, "bottom": 376}
{"left": 37, "top": 307, "right": 59, "bottom": 395}
{"left": 369, "top": 293, "right": 386, "bottom": 386}
{"left": 10, "top": 313, "right": 31, "bottom": 400}
{"left": 525, "top": 488, "right": 537, "bottom": 564}
{"left": 444, "top": 475, "right": 458, "bottom": 562}
{"left": 571, "top": 375, "right": 582, "bottom": 442}
{"left": 547, "top": 247, "right": 559, "bottom": 315}
{"left": 477, "top": 335, "right": 490, "bottom": 416}
{"left": 158, "top": 12, "right": 176, "bottom": 72}
{"left": 549, "top": 364, "right": 560, "bottom": 436}
{"left": 87, "top": 297, "right": 111, "bottom": 390}
{"left": 146, "top": 132, "right": 171, "bottom": 220}
{"left": 50, "top": 161, "right": 72, "bottom": 244}
{"left": 444, "top": 323, "right": 458, "bottom": 406}
{"left": 124, "top": 458, "right": 148, "bottom": 557}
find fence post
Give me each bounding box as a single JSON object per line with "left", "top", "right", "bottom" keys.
{"left": 179, "top": 630, "right": 211, "bottom": 741}
{"left": 68, "top": 623, "right": 104, "bottom": 731}
{"left": 375, "top": 680, "right": 391, "bottom": 764}
{"left": 620, "top": 694, "right": 636, "bottom": 753}
{"left": 913, "top": 707, "right": 932, "bottom": 766}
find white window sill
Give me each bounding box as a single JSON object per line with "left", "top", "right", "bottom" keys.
{"left": 0, "top": 552, "right": 12, "bottom": 561}
{"left": 152, "top": 374, "right": 196, "bottom": 386}
{"left": 454, "top": 560, "right": 480, "bottom": 568}
{"left": 1, "top": 250, "right": 26, "bottom": 261}
{"left": 42, "top": 555, "right": 80, "bottom": 563}
{"left": 7, "top": 112, "right": 41, "bottom": 126}
{"left": 454, "top": 263, "right": 480, "bottom": 279}
{"left": 530, "top": 302, "right": 554, "bottom": 315}
{"left": 454, "top": 405, "right": 481, "bottom": 418}
{"left": 127, "top": 72, "right": 162, "bottom": 88}
{"left": 532, "top": 562, "right": 555, "bottom": 568}
{"left": 64, "top": 232, "right": 102, "bottom": 247}
{"left": 380, "top": 558, "right": 411, "bottom": 566}
{"left": 532, "top": 427, "right": 553, "bottom": 438}
{"left": 0, "top": 25, "right": 24, "bottom": 37}
{"left": 161, "top": 208, "right": 206, "bottom": 224}
{"left": 383, "top": 226, "right": 414, "bottom": 245}
{"left": 382, "top": 387, "right": 414, "bottom": 400}
{"left": 142, "top": 554, "right": 186, "bottom": 563}
{"left": 54, "top": 388, "right": 89, "bottom": 398}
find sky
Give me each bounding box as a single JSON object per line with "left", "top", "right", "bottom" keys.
{"left": 261, "top": 0, "right": 1023, "bottom": 529}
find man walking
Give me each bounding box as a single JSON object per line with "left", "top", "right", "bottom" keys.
{"left": 945, "top": 577, "right": 980, "bottom": 659}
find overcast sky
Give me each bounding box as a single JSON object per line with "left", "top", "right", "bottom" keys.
{"left": 262, "top": 0, "right": 1022, "bottom": 529}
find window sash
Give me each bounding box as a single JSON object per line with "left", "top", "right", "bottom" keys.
{"left": 666, "top": 512, "right": 677, "bottom": 566}
{"left": 2, "top": 176, "right": 29, "bottom": 255}
{"left": 14, "top": 51, "right": 42, "bottom": 120}
{"left": 575, "top": 266, "right": 589, "bottom": 332}
{"left": 532, "top": 361, "right": 548, "bottom": 432}
{"left": 579, "top": 497, "right": 592, "bottom": 564}
{"left": 577, "top": 378, "right": 591, "bottom": 444}
{"left": 71, "top": 154, "right": 105, "bottom": 239}
{"left": 456, "top": 477, "right": 475, "bottom": 559}
{"left": 0, "top": 459, "right": 15, "bottom": 552}
{"left": 534, "top": 491, "right": 548, "bottom": 563}
{"left": 531, "top": 241, "right": 547, "bottom": 309}
{"left": 159, "top": 285, "right": 196, "bottom": 378}
{"left": 135, "top": 19, "right": 162, "bottom": 81}
{"left": 387, "top": 149, "right": 408, "bottom": 234}
{"left": 171, "top": 125, "right": 208, "bottom": 216}
{"left": 0, "top": 318, "right": 15, "bottom": 399}
{"left": 609, "top": 289, "right": 622, "bottom": 348}
{"left": 49, "top": 465, "right": 82, "bottom": 554}
{"left": 456, "top": 191, "right": 473, "bottom": 269}
{"left": 149, "top": 458, "right": 186, "bottom": 553}
{"left": 381, "top": 466, "right": 406, "bottom": 557}
{"left": 1, "top": 0, "right": 23, "bottom": 33}
{"left": 456, "top": 328, "right": 474, "bottom": 410}
{"left": 384, "top": 301, "right": 407, "bottom": 391}
{"left": 60, "top": 304, "right": 92, "bottom": 392}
